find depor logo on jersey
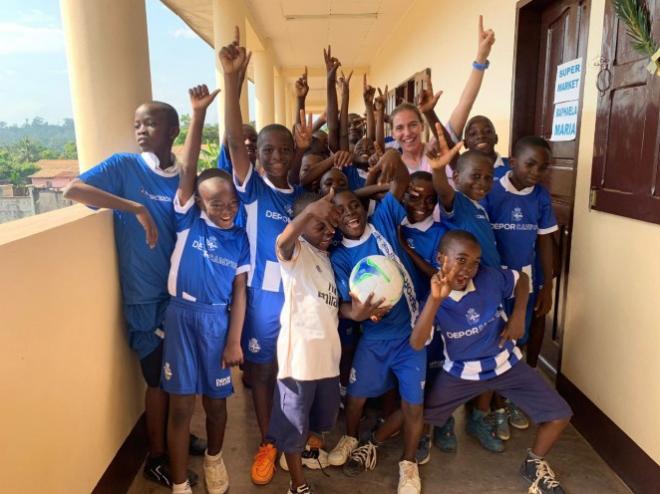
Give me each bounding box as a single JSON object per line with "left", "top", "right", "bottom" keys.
{"left": 466, "top": 308, "right": 481, "bottom": 324}
{"left": 512, "top": 207, "right": 523, "bottom": 221}
{"left": 445, "top": 308, "right": 505, "bottom": 340}
{"left": 248, "top": 338, "right": 261, "bottom": 353}
{"left": 140, "top": 186, "right": 172, "bottom": 203}
{"left": 206, "top": 235, "right": 218, "bottom": 251}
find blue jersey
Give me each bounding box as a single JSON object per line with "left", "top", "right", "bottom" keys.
{"left": 344, "top": 164, "right": 368, "bottom": 190}
{"left": 440, "top": 192, "right": 501, "bottom": 268}
{"left": 400, "top": 215, "right": 450, "bottom": 301}
{"left": 331, "top": 193, "right": 419, "bottom": 341}
{"left": 217, "top": 144, "right": 247, "bottom": 227}
{"left": 234, "top": 165, "right": 304, "bottom": 292}
{"left": 493, "top": 155, "right": 510, "bottom": 181}
{"left": 168, "top": 196, "right": 250, "bottom": 305}
{"left": 434, "top": 266, "right": 522, "bottom": 381}
{"left": 482, "top": 172, "right": 558, "bottom": 287}
{"left": 79, "top": 152, "right": 178, "bottom": 304}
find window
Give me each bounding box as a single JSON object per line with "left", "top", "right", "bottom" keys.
{"left": 590, "top": 0, "right": 660, "bottom": 223}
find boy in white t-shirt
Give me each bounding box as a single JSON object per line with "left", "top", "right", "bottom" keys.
{"left": 266, "top": 189, "right": 382, "bottom": 494}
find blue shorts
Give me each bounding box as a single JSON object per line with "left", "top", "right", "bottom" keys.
{"left": 242, "top": 287, "right": 284, "bottom": 364}
{"left": 425, "top": 326, "right": 445, "bottom": 388}
{"left": 348, "top": 336, "right": 426, "bottom": 405}
{"left": 161, "top": 298, "right": 233, "bottom": 399}
{"left": 338, "top": 318, "right": 360, "bottom": 346}
{"left": 424, "top": 361, "right": 572, "bottom": 426}
{"left": 124, "top": 300, "right": 168, "bottom": 359}
{"left": 504, "top": 290, "right": 538, "bottom": 346}
{"left": 266, "top": 376, "right": 340, "bottom": 453}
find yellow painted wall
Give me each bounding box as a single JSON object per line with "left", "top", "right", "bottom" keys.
{"left": 367, "top": 0, "right": 660, "bottom": 463}
{"left": 0, "top": 206, "right": 145, "bottom": 493}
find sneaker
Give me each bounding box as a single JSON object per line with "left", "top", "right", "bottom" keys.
{"left": 328, "top": 435, "right": 358, "bottom": 466}
{"left": 288, "top": 483, "right": 314, "bottom": 494}
{"left": 492, "top": 408, "right": 511, "bottom": 440}
{"left": 433, "top": 416, "right": 457, "bottom": 453}
{"left": 204, "top": 452, "right": 229, "bottom": 494}
{"left": 172, "top": 480, "right": 193, "bottom": 494}
{"left": 415, "top": 434, "right": 431, "bottom": 465}
{"left": 520, "top": 452, "right": 565, "bottom": 494}
{"left": 251, "top": 443, "right": 277, "bottom": 485}
{"left": 279, "top": 446, "right": 329, "bottom": 471}
{"left": 189, "top": 434, "right": 207, "bottom": 456}
{"left": 508, "top": 400, "right": 530, "bottom": 430}
{"left": 398, "top": 460, "right": 421, "bottom": 494}
{"left": 143, "top": 455, "right": 198, "bottom": 488}
{"left": 343, "top": 441, "right": 377, "bottom": 477}
{"left": 466, "top": 409, "right": 504, "bottom": 453}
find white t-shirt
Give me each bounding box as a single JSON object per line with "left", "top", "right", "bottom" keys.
{"left": 276, "top": 237, "right": 341, "bottom": 381}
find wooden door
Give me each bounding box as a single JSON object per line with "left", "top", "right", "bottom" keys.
{"left": 512, "top": 0, "right": 590, "bottom": 374}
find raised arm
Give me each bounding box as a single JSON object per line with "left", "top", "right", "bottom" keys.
{"left": 337, "top": 70, "right": 352, "bottom": 151}
{"left": 324, "top": 46, "right": 341, "bottom": 152}
{"left": 429, "top": 123, "right": 462, "bottom": 209}
{"left": 312, "top": 111, "right": 327, "bottom": 133}
{"left": 290, "top": 109, "right": 314, "bottom": 185}
{"left": 363, "top": 74, "right": 376, "bottom": 143}
{"left": 294, "top": 67, "right": 309, "bottom": 126}
{"left": 221, "top": 26, "right": 252, "bottom": 185}
{"left": 447, "top": 15, "right": 495, "bottom": 138}
{"left": 179, "top": 85, "right": 220, "bottom": 204}
{"left": 374, "top": 86, "right": 387, "bottom": 151}
{"left": 277, "top": 188, "right": 339, "bottom": 260}
{"left": 299, "top": 150, "right": 352, "bottom": 189}
{"left": 416, "top": 73, "right": 455, "bottom": 146}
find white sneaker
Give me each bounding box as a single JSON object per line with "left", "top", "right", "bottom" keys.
{"left": 398, "top": 460, "right": 421, "bottom": 494}
{"left": 328, "top": 435, "right": 359, "bottom": 466}
{"left": 204, "top": 452, "right": 229, "bottom": 494}
{"left": 171, "top": 480, "right": 193, "bottom": 494}
{"left": 279, "top": 446, "right": 330, "bottom": 471}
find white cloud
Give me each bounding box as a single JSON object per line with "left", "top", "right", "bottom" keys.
{"left": 0, "top": 22, "right": 64, "bottom": 55}
{"left": 171, "top": 26, "right": 197, "bottom": 39}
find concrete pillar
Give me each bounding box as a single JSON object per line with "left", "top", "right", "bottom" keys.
{"left": 253, "top": 45, "right": 275, "bottom": 131}
{"left": 60, "top": 0, "right": 152, "bottom": 172}
{"left": 212, "top": 0, "right": 247, "bottom": 139}
{"left": 274, "top": 69, "right": 285, "bottom": 125}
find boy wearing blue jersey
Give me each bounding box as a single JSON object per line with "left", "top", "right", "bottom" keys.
{"left": 163, "top": 85, "right": 249, "bottom": 494}
{"left": 64, "top": 99, "right": 204, "bottom": 486}
{"left": 220, "top": 28, "right": 313, "bottom": 485}
{"left": 327, "top": 149, "right": 425, "bottom": 494}
{"left": 412, "top": 230, "right": 572, "bottom": 494}
{"left": 464, "top": 115, "right": 510, "bottom": 180}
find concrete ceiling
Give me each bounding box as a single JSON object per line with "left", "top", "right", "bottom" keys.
{"left": 161, "top": 0, "right": 414, "bottom": 107}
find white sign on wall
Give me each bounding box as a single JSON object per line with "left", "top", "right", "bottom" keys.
{"left": 554, "top": 58, "right": 583, "bottom": 104}
{"left": 550, "top": 100, "right": 579, "bottom": 141}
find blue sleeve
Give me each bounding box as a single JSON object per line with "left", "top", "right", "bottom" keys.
{"left": 440, "top": 191, "right": 469, "bottom": 222}
{"left": 537, "top": 187, "right": 558, "bottom": 234}
{"left": 79, "top": 153, "right": 126, "bottom": 197}
{"left": 494, "top": 267, "right": 516, "bottom": 300}
{"left": 233, "top": 164, "right": 263, "bottom": 204}
{"left": 237, "top": 231, "right": 251, "bottom": 274}
{"left": 331, "top": 251, "right": 352, "bottom": 302}
{"left": 173, "top": 195, "right": 198, "bottom": 232}
{"left": 372, "top": 192, "right": 406, "bottom": 229}
{"left": 217, "top": 144, "right": 233, "bottom": 174}
{"left": 344, "top": 165, "right": 366, "bottom": 190}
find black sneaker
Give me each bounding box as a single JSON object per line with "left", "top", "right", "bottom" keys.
{"left": 189, "top": 434, "right": 207, "bottom": 456}
{"left": 520, "top": 452, "right": 565, "bottom": 494}
{"left": 342, "top": 441, "right": 377, "bottom": 477}
{"left": 143, "top": 455, "right": 199, "bottom": 488}
{"left": 289, "top": 483, "right": 314, "bottom": 493}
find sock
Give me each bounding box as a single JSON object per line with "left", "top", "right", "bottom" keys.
{"left": 527, "top": 448, "right": 543, "bottom": 460}
{"left": 172, "top": 480, "right": 191, "bottom": 493}
{"left": 495, "top": 407, "right": 506, "bottom": 414}
{"left": 205, "top": 449, "right": 222, "bottom": 463}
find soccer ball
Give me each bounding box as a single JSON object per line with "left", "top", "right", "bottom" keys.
{"left": 349, "top": 255, "right": 404, "bottom": 307}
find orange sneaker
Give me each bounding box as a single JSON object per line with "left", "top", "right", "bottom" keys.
{"left": 251, "top": 443, "right": 277, "bottom": 485}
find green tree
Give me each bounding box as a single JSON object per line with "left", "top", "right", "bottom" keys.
{"left": 198, "top": 142, "right": 220, "bottom": 171}
{"left": 61, "top": 141, "right": 78, "bottom": 159}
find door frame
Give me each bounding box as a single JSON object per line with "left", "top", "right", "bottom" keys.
{"left": 510, "top": 0, "right": 591, "bottom": 375}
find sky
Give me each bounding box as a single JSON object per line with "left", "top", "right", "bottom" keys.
{"left": 0, "top": 0, "right": 255, "bottom": 126}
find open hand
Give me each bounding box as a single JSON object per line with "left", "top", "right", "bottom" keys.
{"left": 534, "top": 283, "right": 553, "bottom": 316}
{"left": 416, "top": 73, "right": 442, "bottom": 114}
{"left": 222, "top": 342, "right": 243, "bottom": 368}
{"left": 295, "top": 66, "right": 309, "bottom": 98}
{"left": 189, "top": 84, "right": 220, "bottom": 113}
{"left": 376, "top": 148, "right": 403, "bottom": 185}
{"left": 431, "top": 255, "right": 459, "bottom": 300}
{"left": 219, "top": 26, "right": 250, "bottom": 75}
{"left": 476, "top": 15, "right": 496, "bottom": 63}
{"left": 426, "top": 123, "right": 463, "bottom": 170}
{"left": 323, "top": 45, "right": 341, "bottom": 79}
{"left": 349, "top": 291, "right": 389, "bottom": 322}
{"left": 368, "top": 141, "right": 384, "bottom": 169}
{"left": 294, "top": 110, "right": 314, "bottom": 150}
{"left": 135, "top": 204, "right": 158, "bottom": 249}
{"left": 307, "top": 187, "right": 340, "bottom": 227}
{"left": 363, "top": 74, "right": 376, "bottom": 107}
{"left": 499, "top": 312, "right": 524, "bottom": 348}
{"left": 332, "top": 150, "right": 353, "bottom": 169}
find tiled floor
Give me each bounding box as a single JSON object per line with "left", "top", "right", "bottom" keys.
{"left": 128, "top": 369, "right": 631, "bottom": 494}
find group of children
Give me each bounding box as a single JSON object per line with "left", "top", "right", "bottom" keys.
{"left": 64, "top": 16, "right": 573, "bottom": 494}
